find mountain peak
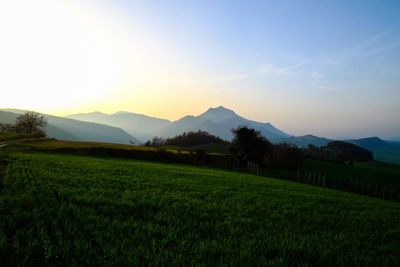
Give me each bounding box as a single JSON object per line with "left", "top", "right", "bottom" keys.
{"left": 207, "top": 106, "right": 232, "bottom": 112}
{"left": 359, "top": 137, "right": 384, "bottom": 142}
{"left": 199, "top": 106, "right": 238, "bottom": 123}
{"left": 112, "top": 111, "right": 133, "bottom": 115}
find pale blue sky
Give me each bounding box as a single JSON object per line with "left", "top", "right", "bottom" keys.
{"left": 1, "top": 0, "right": 399, "bottom": 139}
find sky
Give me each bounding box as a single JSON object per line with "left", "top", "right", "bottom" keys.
{"left": 1, "top": 0, "right": 399, "bottom": 139}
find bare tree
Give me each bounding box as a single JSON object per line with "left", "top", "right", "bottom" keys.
{"left": 0, "top": 122, "right": 16, "bottom": 133}
{"left": 15, "top": 112, "right": 48, "bottom": 135}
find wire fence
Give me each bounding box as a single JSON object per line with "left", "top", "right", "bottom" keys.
{"left": 243, "top": 166, "right": 400, "bottom": 202}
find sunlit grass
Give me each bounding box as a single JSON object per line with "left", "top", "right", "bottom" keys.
{"left": 1, "top": 153, "right": 399, "bottom": 265}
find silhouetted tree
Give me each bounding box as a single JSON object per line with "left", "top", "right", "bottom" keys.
{"left": 196, "top": 149, "right": 206, "bottom": 165}
{"left": 270, "top": 143, "right": 304, "bottom": 170}
{"left": 14, "top": 112, "right": 47, "bottom": 135}
{"left": 164, "top": 130, "right": 228, "bottom": 147}
{"left": 230, "top": 126, "right": 273, "bottom": 165}
{"left": 144, "top": 140, "right": 152, "bottom": 147}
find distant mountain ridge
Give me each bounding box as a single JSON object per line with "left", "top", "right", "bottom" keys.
{"left": 276, "top": 134, "right": 400, "bottom": 165}
{"left": 68, "top": 106, "right": 291, "bottom": 142}
{"left": 0, "top": 109, "right": 140, "bottom": 144}
{"left": 347, "top": 137, "right": 400, "bottom": 165}
{"left": 4, "top": 107, "right": 398, "bottom": 165}
{"left": 276, "top": 134, "right": 332, "bottom": 148}
{"left": 67, "top": 111, "right": 170, "bottom": 142}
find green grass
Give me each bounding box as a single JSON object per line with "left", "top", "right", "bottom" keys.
{"left": 160, "top": 142, "right": 230, "bottom": 154}
{"left": 1, "top": 153, "right": 400, "bottom": 266}
{"left": 303, "top": 158, "right": 400, "bottom": 189}
{"left": 0, "top": 132, "right": 40, "bottom": 142}
{"left": 374, "top": 145, "right": 400, "bottom": 166}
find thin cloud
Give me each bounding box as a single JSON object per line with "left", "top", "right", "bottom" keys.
{"left": 171, "top": 61, "right": 304, "bottom": 86}
{"left": 320, "top": 34, "right": 400, "bottom": 66}
{"left": 310, "top": 80, "right": 338, "bottom": 93}
{"left": 351, "top": 34, "right": 381, "bottom": 56}
{"left": 258, "top": 62, "right": 304, "bottom": 75}
{"left": 321, "top": 56, "right": 343, "bottom": 65}
{"left": 170, "top": 73, "right": 255, "bottom": 86}
{"left": 363, "top": 40, "right": 400, "bottom": 57}
{"left": 310, "top": 70, "right": 324, "bottom": 80}
{"left": 351, "top": 34, "right": 400, "bottom": 58}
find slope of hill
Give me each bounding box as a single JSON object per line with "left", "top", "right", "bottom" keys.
{"left": 67, "top": 111, "right": 170, "bottom": 141}
{"left": 348, "top": 137, "right": 400, "bottom": 165}
{"left": 276, "top": 134, "right": 332, "bottom": 147}
{"left": 157, "top": 106, "right": 290, "bottom": 141}
{"left": 0, "top": 109, "right": 139, "bottom": 144}
{"left": 348, "top": 137, "right": 387, "bottom": 151}
{"left": 1, "top": 152, "right": 400, "bottom": 265}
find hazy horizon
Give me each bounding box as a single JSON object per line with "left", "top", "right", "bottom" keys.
{"left": 1, "top": 0, "right": 400, "bottom": 139}
{"left": 2, "top": 106, "right": 399, "bottom": 141}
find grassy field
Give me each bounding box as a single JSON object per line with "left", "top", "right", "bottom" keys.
{"left": 0, "top": 132, "right": 43, "bottom": 142}
{"left": 160, "top": 143, "right": 230, "bottom": 154}
{"left": 1, "top": 153, "right": 400, "bottom": 266}
{"left": 303, "top": 158, "right": 400, "bottom": 189}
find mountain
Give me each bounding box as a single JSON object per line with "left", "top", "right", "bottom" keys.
{"left": 276, "top": 135, "right": 400, "bottom": 165}
{"left": 67, "top": 111, "right": 170, "bottom": 142}
{"left": 0, "top": 109, "right": 140, "bottom": 144}
{"left": 156, "top": 106, "right": 291, "bottom": 141}
{"left": 347, "top": 137, "right": 400, "bottom": 165}
{"left": 276, "top": 135, "right": 333, "bottom": 147}
{"left": 347, "top": 137, "right": 386, "bottom": 151}
{"left": 68, "top": 106, "right": 290, "bottom": 142}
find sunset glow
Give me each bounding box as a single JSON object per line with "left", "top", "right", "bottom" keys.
{"left": 1, "top": 0, "right": 400, "bottom": 139}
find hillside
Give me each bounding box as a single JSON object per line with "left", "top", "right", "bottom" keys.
{"left": 67, "top": 111, "right": 170, "bottom": 142}
{"left": 0, "top": 109, "right": 140, "bottom": 144}
{"left": 348, "top": 137, "right": 400, "bottom": 165}
{"left": 276, "top": 135, "right": 400, "bottom": 166}
{"left": 276, "top": 134, "right": 332, "bottom": 147}
{"left": 1, "top": 152, "right": 400, "bottom": 265}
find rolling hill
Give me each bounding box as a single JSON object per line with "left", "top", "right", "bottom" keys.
{"left": 1, "top": 152, "right": 400, "bottom": 265}
{"left": 67, "top": 111, "right": 170, "bottom": 142}
{"left": 347, "top": 137, "right": 400, "bottom": 165}
{"left": 0, "top": 109, "right": 140, "bottom": 144}
{"left": 276, "top": 134, "right": 333, "bottom": 147}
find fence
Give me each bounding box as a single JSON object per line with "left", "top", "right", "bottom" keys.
{"left": 250, "top": 167, "right": 400, "bottom": 202}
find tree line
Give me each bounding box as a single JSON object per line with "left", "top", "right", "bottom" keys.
{"left": 0, "top": 112, "right": 48, "bottom": 136}
{"left": 304, "top": 141, "right": 373, "bottom": 164}
{"left": 143, "top": 130, "right": 229, "bottom": 148}
{"left": 146, "top": 126, "right": 375, "bottom": 171}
